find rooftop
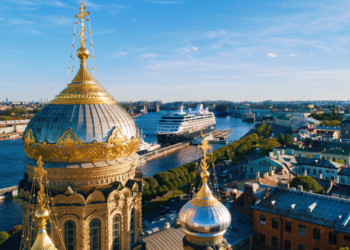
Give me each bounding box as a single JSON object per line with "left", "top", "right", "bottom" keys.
{"left": 296, "top": 157, "right": 344, "bottom": 169}
{"left": 252, "top": 186, "right": 350, "bottom": 234}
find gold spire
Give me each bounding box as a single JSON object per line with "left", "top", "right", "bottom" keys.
{"left": 50, "top": 2, "right": 115, "bottom": 105}
{"left": 190, "top": 139, "right": 219, "bottom": 206}
{"left": 31, "top": 156, "right": 57, "bottom": 250}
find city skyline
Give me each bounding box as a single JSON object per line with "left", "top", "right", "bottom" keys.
{"left": 1, "top": 0, "right": 350, "bottom": 102}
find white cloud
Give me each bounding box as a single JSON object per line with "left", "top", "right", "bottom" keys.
{"left": 290, "top": 54, "right": 297, "bottom": 57}
{"left": 183, "top": 48, "right": 190, "bottom": 52}
{"left": 247, "top": 52, "right": 251, "bottom": 55}
{"left": 140, "top": 53, "right": 157, "bottom": 59}
{"left": 143, "top": 0, "right": 180, "bottom": 4}
{"left": 112, "top": 52, "right": 128, "bottom": 57}
{"left": 266, "top": 53, "right": 278, "bottom": 58}
{"left": 192, "top": 47, "right": 198, "bottom": 51}
{"left": 310, "top": 52, "right": 314, "bottom": 54}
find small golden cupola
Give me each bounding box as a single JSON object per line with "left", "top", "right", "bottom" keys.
{"left": 30, "top": 157, "right": 57, "bottom": 250}
{"left": 178, "top": 139, "right": 231, "bottom": 249}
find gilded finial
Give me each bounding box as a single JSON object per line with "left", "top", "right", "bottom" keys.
{"left": 198, "top": 139, "right": 212, "bottom": 184}
{"left": 31, "top": 156, "right": 57, "bottom": 250}
{"left": 75, "top": 2, "right": 89, "bottom": 47}
{"left": 75, "top": 2, "right": 90, "bottom": 65}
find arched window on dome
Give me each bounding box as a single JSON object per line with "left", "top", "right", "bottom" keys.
{"left": 65, "top": 221, "right": 76, "bottom": 250}
{"left": 113, "top": 215, "right": 121, "bottom": 250}
{"left": 130, "top": 208, "right": 135, "bottom": 243}
{"left": 90, "top": 219, "right": 100, "bottom": 250}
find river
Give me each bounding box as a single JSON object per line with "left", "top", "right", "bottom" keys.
{"left": 0, "top": 112, "right": 253, "bottom": 231}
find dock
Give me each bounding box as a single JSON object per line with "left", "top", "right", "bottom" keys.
{"left": 0, "top": 185, "right": 18, "bottom": 199}
{"left": 212, "top": 129, "right": 232, "bottom": 139}
{"left": 139, "top": 142, "right": 190, "bottom": 162}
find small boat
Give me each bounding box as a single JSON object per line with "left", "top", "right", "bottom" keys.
{"left": 137, "top": 131, "right": 161, "bottom": 155}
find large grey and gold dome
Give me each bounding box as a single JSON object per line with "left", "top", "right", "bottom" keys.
{"left": 22, "top": 38, "right": 138, "bottom": 163}
{"left": 179, "top": 140, "right": 231, "bottom": 247}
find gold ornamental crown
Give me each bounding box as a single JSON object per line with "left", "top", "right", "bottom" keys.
{"left": 23, "top": 127, "right": 138, "bottom": 163}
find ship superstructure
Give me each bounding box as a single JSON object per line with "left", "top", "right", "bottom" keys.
{"left": 156, "top": 104, "right": 216, "bottom": 144}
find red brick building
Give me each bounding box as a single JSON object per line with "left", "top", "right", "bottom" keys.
{"left": 252, "top": 183, "right": 350, "bottom": 250}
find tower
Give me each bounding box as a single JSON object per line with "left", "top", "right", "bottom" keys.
{"left": 178, "top": 140, "right": 231, "bottom": 250}
{"left": 18, "top": 3, "right": 142, "bottom": 250}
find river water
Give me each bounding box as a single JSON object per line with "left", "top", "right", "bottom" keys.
{"left": 0, "top": 112, "right": 253, "bottom": 232}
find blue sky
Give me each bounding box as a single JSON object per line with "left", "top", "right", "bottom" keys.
{"left": 1, "top": 0, "right": 350, "bottom": 103}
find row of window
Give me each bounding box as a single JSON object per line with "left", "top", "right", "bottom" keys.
{"left": 49, "top": 174, "right": 132, "bottom": 187}
{"left": 299, "top": 154, "right": 347, "bottom": 164}
{"left": 64, "top": 210, "right": 134, "bottom": 250}
{"left": 259, "top": 234, "right": 311, "bottom": 250}
{"left": 260, "top": 214, "right": 341, "bottom": 245}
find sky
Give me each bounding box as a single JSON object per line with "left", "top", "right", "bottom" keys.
{"left": 1, "top": 0, "right": 350, "bottom": 103}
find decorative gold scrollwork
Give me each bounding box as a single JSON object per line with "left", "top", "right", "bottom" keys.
{"left": 23, "top": 127, "right": 138, "bottom": 163}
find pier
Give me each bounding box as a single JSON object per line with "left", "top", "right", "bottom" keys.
{"left": 139, "top": 142, "right": 190, "bottom": 163}
{"left": 0, "top": 185, "right": 18, "bottom": 199}
{"left": 212, "top": 129, "right": 232, "bottom": 139}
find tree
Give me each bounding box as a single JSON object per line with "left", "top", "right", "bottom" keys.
{"left": 143, "top": 182, "right": 149, "bottom": 192}
{"left": 0, "top": 116, "right": 11, "bottom": 122}
{"left": 32, "top": 108, "right": 40, "bottom": 114}
{"left": 290, "top": 176, "right": 325, "bottom": 194}
{"left": 28, "top": 115, "right": 33, "bottom": 119}
{"left": 0, "top": 231, "right": 10, "bottom": 244}
{"left": 260, "top": 138, "right": 281, "bottom": 156}
{"left": 278, "top": 133, "right": 285, "bottom": 144}
{"left": 285, "top": 134, "right": 292, "bottom": 145}
{"left": 166, "top": 182, "right": 174, "bottom": 191}
{"left": 143, "top": 177, "right": 158, "bottom": 190}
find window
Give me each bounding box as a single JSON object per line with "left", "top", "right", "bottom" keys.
{"left": 298, "top": 244, "right": 305, "bottom": 250}
{"left": 130, "top": 208, "right": 135, "bottom": 243}
{"left": 285, "top": 221, "right": 291, "bottom": 233}
{"left": 341, "top": 177, "right": 345, "bottom": 183}
{"left": 345, "top": 159, "right": 347, "bottom": 164}
{"left": 250, "top": 167, "right": 253, "bottom": 173}
{"left": 313, "top": 228, "right": 320, "bottom": 241}
{"left": 272, "top": 218, "right": 278, "bottom": 229}
{"left": 90, "top": 219, "right": 100, "bottom": 250}
{"left": 113, "top": 215, "right": 120, "bottom": 250}
{"left": 326, "top": 170, "right": 329, "bottom": 173}
{"left": 333, "top": 158, "right": 336, "bottom": 161}
{"left": 260, "top": 214, "right": 266, "bottom": 225}
{"left": 259, "top": 232, "right": 265, "bottom": 244}
{"left": 65, "top": 221, "right": 76, "bottom": 250}
{"left": 271, "top": 236, "right": 278, "bottom": 248}
{"left": 307, "top": 168, "right": 310, "bottom": 174}
{"left": 329, "top": 232, "right": 336, "bottom": 245}
{"left": 299, "top": 224, "right": 305, "bottom": 236}
{"left": 284, "top": 240, "right": 291, "bottom": 250}
{"left": 313, "top": 169, "right": 316, "bottom": 174}
{"left": 344, "top": 235, "right": 350, "bottom": 241}
{"left": 319, "top": 170, "right": 322, "bottom": 174}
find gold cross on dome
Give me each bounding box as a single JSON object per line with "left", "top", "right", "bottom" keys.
{"left": 75, "top": 2, "right": 90, "bottom": 46}
{"left": 34, "top": 156, "right": 47, "bottom": 210}
{"left": 198, "top": 139, "right": 212, "bottom": 170}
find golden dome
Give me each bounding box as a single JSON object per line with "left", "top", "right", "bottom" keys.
{"left": 50, "top": 45, "right": 115, "bottom": 105}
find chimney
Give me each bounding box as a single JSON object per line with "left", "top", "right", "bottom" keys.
{"left": 263, "top": 172, "right": 269, "bottom": 178}
{"left": 318, "top": 173, "right": 322, "bottom": 179}
{"left": 277, "top": 151, "right": 281, "bottom": 161}
{"left": 335, "top": 176, "right": 339, "bottom": 183}
{"left": 298, "top": 185, "right": 303, "bottom": 193}
{"left": 269, "top": 152, "right": 274, "bottom": 158}
{"left": 304, "top": 171, "right": 307, "bottom": 176}
{"left": 270, "top": 167, "right": 275, "bottom": 176}
{"left": 278, "top": 182, "right": 290, "bottom": 190}
{"left": 164, "top": 222, "right": 170, "bottom": 229}
{"left": 256, "top": 171, "right": 260, "bottom": 178}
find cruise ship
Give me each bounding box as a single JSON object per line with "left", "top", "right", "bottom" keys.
{"left": 156, "top": 104, "right": 216, "bottom": 145}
